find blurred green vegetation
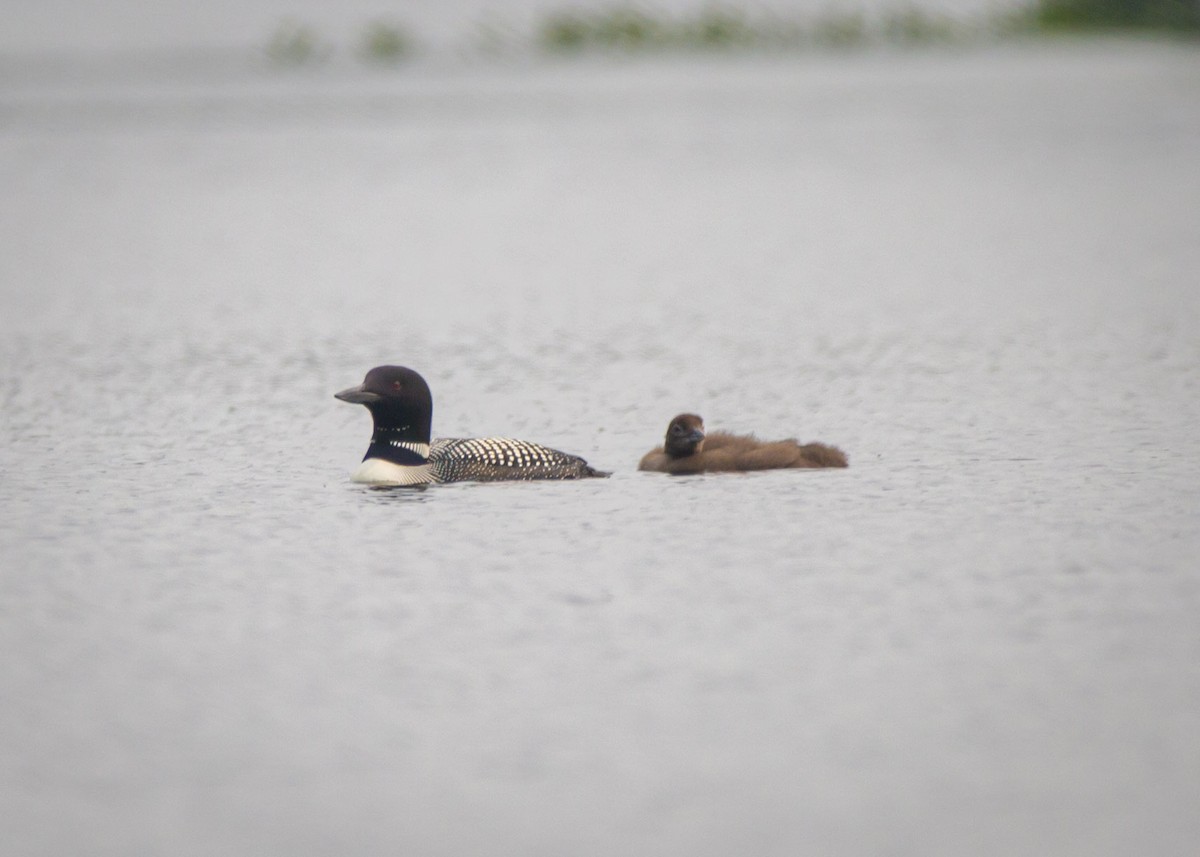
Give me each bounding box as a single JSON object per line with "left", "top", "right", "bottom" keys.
{"left": 809, "top": 10, "right": 869, "bottom": 48}
{"left": 1033, "top": 0, "right": 1200, "bottom": 31}
{"left": 264, "top": 2, "right": 1199, "bottom": 68}
{"left": 537, "top": 6, "right": 805, "bottom": 52}
{"left": 359, "top": 20, "right": 415, "bottom": 64}
{"left": 881, "top": 8, "right": 961, "bottom": 44}
{"left": 540, "top": 9, "right": 668, "bottom": 52}
{"left": 535, "top": 2, "right": 1196, "bottom": 55}
{"left": 265, "top": 19, "right": 329, "bottom": 66}
{"left": 538, "top": 5, "right": 965, "bottom": 53}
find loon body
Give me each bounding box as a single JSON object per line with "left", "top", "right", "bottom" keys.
{"left": 336, "top": 365, "right": 607, "bottom": 485}
{"left": 639, "top": 413, "right": 848, "bottom": 474}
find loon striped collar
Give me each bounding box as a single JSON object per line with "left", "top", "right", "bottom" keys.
{"left": 380, "top": 438, "right": 430, "bottom": 458}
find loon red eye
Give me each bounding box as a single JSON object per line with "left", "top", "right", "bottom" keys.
{"left": 392, "top": 380, "right": 402, "bottom": 390}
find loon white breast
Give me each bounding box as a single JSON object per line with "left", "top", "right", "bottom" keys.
{"left": 350, "top": 457, "right": 433, "bottom": 486}
{"left": 335, "top": 365, "right": 608, "bottom": 486}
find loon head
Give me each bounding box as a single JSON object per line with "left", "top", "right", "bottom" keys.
{"left": 663, "top": 413, "right": 706, "bottom": 458}
{"left": 335, "top": 365, "right": 434, "bottom": 444}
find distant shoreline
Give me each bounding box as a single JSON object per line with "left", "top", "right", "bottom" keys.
{"left": 2, "top": 1, "right": 1195, "bottom": 72}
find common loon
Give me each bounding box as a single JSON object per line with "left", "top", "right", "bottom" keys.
{"left": 638, "top": 413, "right": 848, "bottom": 474}
{"left": 335, "top": 365, "right": 608, "bottom": 485}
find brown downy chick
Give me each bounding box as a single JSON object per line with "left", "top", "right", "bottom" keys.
{"left": 639, "top": 413, "right": 847, "bottom": 474}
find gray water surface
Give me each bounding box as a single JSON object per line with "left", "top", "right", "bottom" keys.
{"left": 2, "top": 41, "right": 1199, "bottom": 856}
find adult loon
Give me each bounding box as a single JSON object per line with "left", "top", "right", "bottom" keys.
{"left": 638, "top": 413, "right": 848, "bottom": 474}
{"left": 335, "top": 365, "right": 608, "bottom": 485}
